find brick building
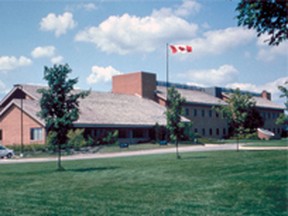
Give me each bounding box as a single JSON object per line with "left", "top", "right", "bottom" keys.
{"left": 0, "top": 71, "right": 284, "bottom": 146}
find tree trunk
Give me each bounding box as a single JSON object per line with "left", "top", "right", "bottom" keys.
{"left": 176, "top": 139, "right": 181, "bottom": 159}
{"left": 57, "top": 143, "right": 65, "bottom": 171}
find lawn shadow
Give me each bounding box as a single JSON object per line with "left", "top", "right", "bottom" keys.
{"left": 68, "top": 166, "right": 119, "bottom": 173}
{"left": 180, "top": 156, "right": 208, "bottom": 161}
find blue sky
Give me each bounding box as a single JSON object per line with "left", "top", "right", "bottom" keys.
{"left": 0, "top": 0, "right": 287, "bottom": 104}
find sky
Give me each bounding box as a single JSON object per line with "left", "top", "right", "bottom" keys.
{"left": 0, "top": 0, "right": 287, "bottom": 105}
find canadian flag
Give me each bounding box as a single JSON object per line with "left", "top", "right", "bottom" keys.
{"left": 169, "top": 45, "right": 192, "bottom": 54}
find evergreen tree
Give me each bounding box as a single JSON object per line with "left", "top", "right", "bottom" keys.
{"left": 38, "top": 64, "right": 90, "bottom": 171}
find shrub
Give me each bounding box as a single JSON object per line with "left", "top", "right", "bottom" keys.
{"left": 67, "top": 129, "right": 87, "bottom": 150}
{"left": 102, "top": 130, "right": 119, "bottom": 145}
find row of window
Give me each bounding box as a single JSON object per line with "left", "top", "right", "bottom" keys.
{"left": 185, "top": 108, "right": 219, "bottom": 118}
{"left": 185, "top": 108, "right": 282, "bottom": 121}
{"left": 261, "top": 112, "right": 280, "bottom": 120}
{"left": 194, "top": 128, "right": 227, "bottom": 137}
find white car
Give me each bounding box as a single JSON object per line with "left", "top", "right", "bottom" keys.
{"left": 0, "top": 145, "right": 14, "bottom": 159}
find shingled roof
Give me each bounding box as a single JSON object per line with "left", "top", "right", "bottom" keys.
{"left": 0, "top": 85, "right": 168, "bottom": 127}
{"left": 156, "top": 86, "right": 227, "bottom": 106}
{"left": 76, "top": 91, "right": 167, "bottom": 126}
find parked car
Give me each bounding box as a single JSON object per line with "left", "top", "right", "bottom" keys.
{"left": 0, "top": 145, "right": 14, "bottom": 159}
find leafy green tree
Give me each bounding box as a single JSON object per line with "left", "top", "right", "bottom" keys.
{"left": 276, "top": 81, "right": 288, "bottom": 127}
{"left": 214, "top": 89, "right": 263, "bottom": 150}
{"left": 166, "top": 87, "right": 186, "bottom": 159}
{"left": 236, "top": 0, "right": 288, "bottom": 46}
{"left": 38, "top": 64, "right": 90, "bottom": 171}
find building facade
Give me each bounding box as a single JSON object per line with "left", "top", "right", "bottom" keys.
{"left": 0, "top": 71, "right": 284, "bottom": 146}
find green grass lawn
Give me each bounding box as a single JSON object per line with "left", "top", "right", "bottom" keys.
{"left": 245, "top": 139, "right": 288, "bottom": 147}
{"left": 0, "top": 151, "right": 287, "bottom": 216}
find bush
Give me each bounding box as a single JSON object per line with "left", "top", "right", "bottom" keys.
{"left": 9, "top": 144, "right": 48, "bottom": 153}
{"left": 102, "top": 130, "right": 119, "bottom": 145}
{"left": 67, "top": 129, "right": 87, "bottom": 150}
{"left": 46, "top": 131, "right": 58, "bottom": 152}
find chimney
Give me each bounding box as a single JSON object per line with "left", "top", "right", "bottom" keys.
{"left": 112, "top": 72, "right": 156, "bottom": 100}
{"left": 261, "top": 90, "right": 271, "bottom": 100}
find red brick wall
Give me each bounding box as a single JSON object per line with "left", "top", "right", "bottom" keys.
{"left": 0, "top": 105, "right": 45, "bottom": 146}
{"left": 112, "top": 72, "right": 156, "bottom": 100}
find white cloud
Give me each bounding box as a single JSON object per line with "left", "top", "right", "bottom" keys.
{"left": 0, "top": 80, "right": 8, "bottom": 94}
{"left": 82, "top": 3, "right": 97, "bottom": 11}
{"left": 183, "top": 64, "right": 238, "bottom": 86}
{"left": 257, "top": 37, "right": 288, "bottom": 61}
{"left": 31, "top": 46, "right": 55, "bottom": 58}
{"left": 0, "top": 56, "right": 32, "bottom": 72}
{"left": 40, "top": 12, "right": 76, "bottom": 37}
{"left": 31, "top": 46, "right": 64, "bottom": 64}
{"left": 226, "top": 77, "right": 288, "bottom": 104}
{"left": 188, "top": 27, "right": 255, "bottom": 56}
{"left": 153, "top": 0, "right": 201, "bottom": 17}
{"left": 75, "top": 1, "right": 198, "bottom": 54}
{"left": 51, "top": 55, "right": 64, "bottom": 64}
{"left": 87, "top": 65, "right": 122, "bottom": 84}
{"left": 66, "top": 3, "right": 97, "bottom": 12}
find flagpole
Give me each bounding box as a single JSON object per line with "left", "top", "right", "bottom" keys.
{"left": 166, "top": 43, "right": 169, "bottom": 144}
{"left": 166, "top": 43, "right": 169, "bottom": 100}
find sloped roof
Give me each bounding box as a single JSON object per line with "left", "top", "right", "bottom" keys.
{"left": 76, "top": 92, "right": 167, "bottom": 126}
{"left": 1, "top": 85, "right": 169, "bottom": 127}
{"left": 0, "top": 99, "right": 44, "bottom": 126}
{"left": 252, "top": 96, "right": 284, "bottom": 110}
{"left": 222, "top": 93, "right": 284, "bottom": 110}
{"left": 157, "top": 86, "right": 227, "bottom": 106}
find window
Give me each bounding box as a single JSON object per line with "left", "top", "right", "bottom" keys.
{"left": 209, "top": 128, "right": 213, "bottom": 136}
{"left": 194, "top": 128, "right": 198, "bottom": 133}
{"left": 202, "top": 110, "right": 205, "bottom": 117}
{"left": 30, "top": 128, "right": 43, "bottom": 141}
{"left": 216, "top": 128, "right": 220, "bottom": 136}
{"left": 185, "top": 108, "right": 190, "bottom": 116}
{"left": 194, "top": 109, "right": 197, "bottom": 117}
{"left": 202, "top": 128, "right": 205, "bottom": 136}
{"left": 209, "top": 110, "right": 212, "bottom": 118}
{"left": 223, "top": 128, "right": 226, "bottom": 136}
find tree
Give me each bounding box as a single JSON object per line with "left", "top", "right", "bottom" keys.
{"left": 38, "top": 64, "right": 90, "bottom": 171}
{"left": 276, "top": 81, "right": 288, "bottom": 127}
{"left": 166, "top": 87, "right": 186, "bottom": 159}
{"left": 214, "top": 89, "right": 263, "bottom": 150}
{"left": 236, "top": 0, "right": 288, "bottom": 46}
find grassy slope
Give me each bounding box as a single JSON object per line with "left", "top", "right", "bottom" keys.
{"left": 0, "top": 151, "right": 287, "bottom": 216}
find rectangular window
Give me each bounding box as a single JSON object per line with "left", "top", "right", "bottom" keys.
{"left": 209, "top": 128, "right": 213, "bottom": 136}
{"left": 30, "top": 128, "right": 43, "bottom": 141}
{"left": 209, "top": 110, "right": 212, "bottom": 118}
{"left": 202, "top": 128, "right": 205, "bottom": 136}
{"left": 194, "top": 109, "right": 197, "bottom": 117}
{"left": 223, "top": 128, "right": 226, "bottom": 136}
{"left": 194, "top": 128, "right": 198, "bottom": 133}
{"left": 202, "top": 110, "right": 205, "bottom": 117}
{"left": 216, "top": 128, "right": 220, "bottom": 136}
{"left": 185, "top": 108, "right": 190, "bottom": 116}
